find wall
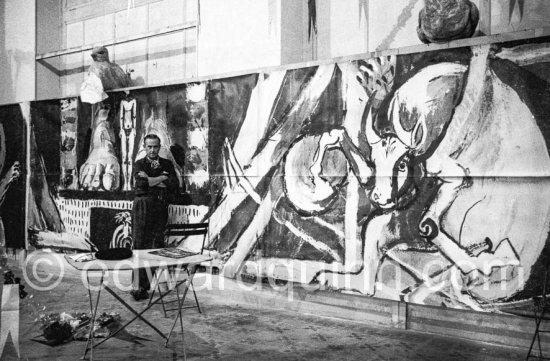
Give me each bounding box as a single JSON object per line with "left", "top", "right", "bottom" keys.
{"left": 198, "top": 0, "right": 282, "bottom": 76}
{"left": 35, "top": 0, "right": 199, "bottom": 100}
{"left": 27, "top": 0, "right": 550, "bottom": 102}
{"left": 0, "top": 0, "right": 35, "bottom": 104}
{"left": 491, "top": 0, "right": 550, "bottom": 34}
{"left": 36, "top": 0, "right": 63, "bottom": 101}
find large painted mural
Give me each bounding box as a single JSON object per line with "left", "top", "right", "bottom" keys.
{"left": 207, "top": 39, "right": 550, "bottom": 311}
{"left": 26, "top": 36, "right": 550, "bottom": 311}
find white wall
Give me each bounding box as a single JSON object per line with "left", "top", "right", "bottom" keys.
{"left": 491, "top": 0, "right": 550, "bottom": 34}
{"left": 328, "top": 0, "right": 369, "bottom": 57}
{"left": 198, "top": 0, "right": 282, "bottom": 76}
{"left": 35, "top": 0, "right": 199, "bottom": 100}
{"left": 6, "top": 0, "right": 550, "bottom": 104}
{"left": 0, "top": 0, "right": 36, "bottom": 104}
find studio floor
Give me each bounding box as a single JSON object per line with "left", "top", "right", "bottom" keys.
{"left": 0, "top": 250, "right": 529, "bottom": 360}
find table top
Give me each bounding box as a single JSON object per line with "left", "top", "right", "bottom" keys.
{"left": 64, "top": 249, "right": 212, "bottom": 271}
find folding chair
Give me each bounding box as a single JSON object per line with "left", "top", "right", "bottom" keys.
{"left": 527, "top": 260, "right": 550, "bottom": 360}
{"left": 149, "top": 222, "right": 209, "bottom": 317}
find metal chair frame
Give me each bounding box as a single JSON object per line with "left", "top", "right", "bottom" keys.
{"left": 149, "top": 222, "right": 208, "bottom": 317}
{"left": 527, "top": 263, "right": 550, "bottom": 360}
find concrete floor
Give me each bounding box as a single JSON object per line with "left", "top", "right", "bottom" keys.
{"left": 0, "top": 250, "right": 528, "bottom": 360}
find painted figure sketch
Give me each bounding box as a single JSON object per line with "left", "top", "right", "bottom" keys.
{"left": 119, "top": 97, "right": 137, "bottom": 191}
{"left": 60, "top": 98, "right": 79, "bottom": 190}
{"left": 207, "top": 40, "right": 550, "bottom": 311}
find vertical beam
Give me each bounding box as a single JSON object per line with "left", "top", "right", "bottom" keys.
{"left": 21, "top": 102, "right": 31, "bottom": 250}
{"left": 391, "top": 301, "right": 407, "bottom": 329}
{"left": 364, "top": 0, "right": 370, "bottom": 54}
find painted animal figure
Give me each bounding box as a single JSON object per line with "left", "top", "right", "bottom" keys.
{"left": 294, "top": 47, "right": 550, "bottom": 306}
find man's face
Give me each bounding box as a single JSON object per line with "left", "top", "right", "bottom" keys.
{"left": 144, "top": 138, "right": 160, "bottom": 159}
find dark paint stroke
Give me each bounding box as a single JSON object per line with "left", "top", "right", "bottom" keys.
{"left": 376, "top": 0, "right": 420, "bottom": 51}
{"left": 28, "top": 127, "right": 64, "bottom": 233}
{"left": 208, "top": 74, "right": 258, "bottom": 181}
{"left": 272, "top": 65, "right": 341, "bottom": 165}
{"left": 213, "top": 66, "right": 341, "bottom": 253}
{"left": 252, "top": 67, "right": 317, "bottom": 159}
{"left": 509, "top": 0, "right": 525, "bottom": 23}
{"left": 308, "top": 0, "right": 317, "bottom": 40}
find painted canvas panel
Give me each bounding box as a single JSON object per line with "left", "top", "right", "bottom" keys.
{"left": 29, "top": 99, "right": 92, "bottom": 251}
{"left": 207, "top": 37, "right": 550, "bottom": 311}
{"left": 74, "top": 84, "right": 209, "bottom": 200}
{"left": 29, "top": 82, "right": 210, "bottom": 252}
{"left": 0, "top": 104, "right": 26, "bottom": 249}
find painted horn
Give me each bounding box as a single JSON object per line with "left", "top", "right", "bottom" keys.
{"left": 389, "top": 94, "right": 412, "bottom": 147}
{"left": 364, "top": 103, "right": 381, "bottom": 145}
{"left": 411, "top": 118, "right": 427, "bottom": 149}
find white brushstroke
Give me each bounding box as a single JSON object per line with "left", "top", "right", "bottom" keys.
{"left": 224, "top": 138, "right": 262, "bottom": 204}
{"left": 222, "top": 191, "right": 273, "bottom": 278}
{"left": 233, "top": 71, "right": 286, "bottom": 166}
{"left": 344, "top": 175, "right": 362, "bottom": 272}
{"left": 338, "top": 63, "right": 364, "bottom": 144}
{"left": 273, "top": 211, "right": 342, "bottom": 263}
{"left": 187, "top": 168, "right": 209, "bottom": 188}
{"left": 188, "top": 128, "right": 207, "bottom": 150}
{"left": 187, "top": 83, "right": 207, "bottom": 102}
{"left": 31, "top": 230, "right": 94, "bottom": 251}
{"left": 210, "top": 64, "right": 336, "bottom": 240}
{"left": 495, "top": 42, "right": 550, "bottom": 66}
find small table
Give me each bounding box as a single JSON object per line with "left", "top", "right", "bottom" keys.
{"left": 64, "top": 250, "right": 212, "bottom": 360}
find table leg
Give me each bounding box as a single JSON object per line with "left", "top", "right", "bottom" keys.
{"left": 82, "top": 271, "right": 104, "bottom": 360}
{"left": 92, "top": 280, "right": 187, "bottom": 349}
{"left": 149, "top": 267, "right": 168, "bottom": 317}
{"left": 93, "top": 286, "right": 166, "bottom": 348}
{"left": 176, "top": 285, "right": 187, "bottom": 359}
{"left": 165, "top": 265, "right": 196, "bottom": 345}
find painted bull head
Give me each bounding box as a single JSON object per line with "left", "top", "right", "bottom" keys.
{"left": 364, "top": 104, "right": 420, "bottom": 209}
{"left": 365, "top": 62, "right": 467, "bottom": 210}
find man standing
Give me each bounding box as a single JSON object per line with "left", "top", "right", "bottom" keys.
{"left": 131, "top": 134, "right": 178, "bottom": 300}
